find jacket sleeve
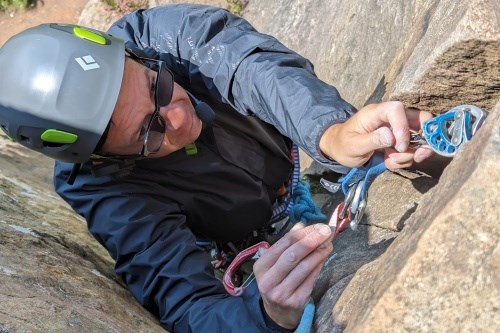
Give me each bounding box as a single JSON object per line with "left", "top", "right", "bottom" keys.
{"left": 107, "top": 4, "right": 356, "bottom": 173}
{"left": 54, "top": 161, "right": 291, "bottom": 333}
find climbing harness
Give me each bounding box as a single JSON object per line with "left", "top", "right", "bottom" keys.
{"left": 270, "top": 144, "right": 325, "bottom": 225}
{"left": 220, "top": 144, "right": 326, "bottom": 290}
{"left": 215, "top": 143, "right": 324, "bottom": 332}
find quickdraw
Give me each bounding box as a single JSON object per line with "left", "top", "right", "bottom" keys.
{"left": 321, "top": 152, "right": 386, "bottom": 232}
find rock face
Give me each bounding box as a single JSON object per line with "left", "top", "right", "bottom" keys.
{"left": 79, "top": 0, "right": 229, "bottom": 31}
{"left": 313, "top": 101, "right": 500, "bottom": 333}
{"left": 244, "top": 0, "right": 499, "bottom": 112}
{"left": 1, "top": 0, "right": 499, "bottom": 332}
{"left": 244, "top": 0, "right": 500, "bottom": 175}
{"left": 343, "top": 101, "right": 500, "bottom": 332}
{"left": 0, "top": 139, "right": 165, "bottom": 332}
{"left": 244, "top": 0, "right": 499, "bottom": 331}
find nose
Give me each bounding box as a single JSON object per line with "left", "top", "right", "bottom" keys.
{"left": 158, "top": 104, "right": 183, "bottom": 131}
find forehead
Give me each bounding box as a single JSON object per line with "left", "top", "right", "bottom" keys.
{"left": 113, "top": 59, "right": 151, "bottom": 113}
{"left": 100, "top": 59, "right": 153, "bottom": 154}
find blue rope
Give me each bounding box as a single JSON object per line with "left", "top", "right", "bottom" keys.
{"left": 289, "top": 181, "right": 326, "bottom": 224}
{"left": 296, "top": 299, "right": 315, "bottom": 333}
{"left": 270, "top": 144, "right": 326, "bottom": 235}
{"left": 288, "top": 145, "right": 326, "bottom": 224}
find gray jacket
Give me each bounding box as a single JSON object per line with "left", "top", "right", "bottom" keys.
{"left": 55, "top": 4, "right": 356, "bottom": 332}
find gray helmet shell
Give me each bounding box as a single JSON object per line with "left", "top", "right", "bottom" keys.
{"left": 0, "top": 23, "right": 125, "bottom": 163}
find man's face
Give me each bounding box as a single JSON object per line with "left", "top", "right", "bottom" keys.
{"left": 101, "top": 58, "right": 202, "bottom": 158}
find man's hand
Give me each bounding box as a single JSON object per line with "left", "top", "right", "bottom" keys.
{"left": 253, "top": 223, "right": 333, "bottom": 329}
{"left": 319, "top": 101, "right": 434, "bottom": 169}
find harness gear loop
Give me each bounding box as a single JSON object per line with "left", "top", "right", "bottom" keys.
{"left": 269, "top": 144, "right": 327, "bottom": 239}
{"left": 270, "top": 144, "right": 301, "bottom": 222}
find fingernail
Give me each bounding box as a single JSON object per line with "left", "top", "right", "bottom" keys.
{"left": 414, "top": 148, "right": 433, "bottom": 163}
{"left": 389, "top": 153, "right": 400, "bottom": 163}
{"left": 316, "top": 224, "right": 332, "bottom": 236}
{"left": 396, "top": 143, "right": 407, "bottom": 152}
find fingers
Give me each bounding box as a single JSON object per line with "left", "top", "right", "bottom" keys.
{"left": 413, "top": 146, "right": 433, "bottom": 163}
{"left": 255, "top": 223, "right": 333, "bottom": 329}
{"left": 262, "top": 256, "right": 325, "bottom": 315}
{"left": 358, "top": 102, "right": 434, "bottom": 169}
{"left": 384, "top": 146, "right": 434, "bottom": 169}
{"left": 381, "top": 101, "right": 411, "bottom": 152}
{"left": 254, "top": 223, "right": 332, "bottom": 291}
{"left": 384, "top": 148, "right": 415, "bottom": 169}
{"left": 319, "top": 101, "right": 435, "bottom": 169}
{"left": 277, "top": 237, "right": 333, "bottom": 291}
{"left": 348, "top": 101, "right": 411, "bottom": 159}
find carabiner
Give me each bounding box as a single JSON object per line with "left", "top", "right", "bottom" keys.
{"left": 223, "top": 241, "right": 270, "bottom": 296}
{"left": 329, "top": 202, "right": 350, "bottom": 236}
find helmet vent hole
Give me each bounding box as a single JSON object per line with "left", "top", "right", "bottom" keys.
{"left": 20, "top": 135, "right": 31, "bottom": 143}
{"left": 42, "top": 141, "right": 64, "bottom": 148}
{"left": 0, "top": 125, "right": 8, "bottom": 135}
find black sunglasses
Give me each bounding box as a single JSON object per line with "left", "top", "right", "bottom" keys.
{"left": 128, "top": 54, "right": 175, "bottom": 156}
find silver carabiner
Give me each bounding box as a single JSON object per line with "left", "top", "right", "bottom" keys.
{"left": 349, "top": 181, "right": 364, "bottom": 215}
{"left": 465, "top": 105, "right": 487, "bottom": 136}
{"left": 349, "top": 181, "right": 367, "bottom": 230}
{"left": 450, "top": 109, "right": 466, "bottom": 146}
{"left": 339, "top": 184, "right": 357, "bottom": 219}
{"left": 350, "top": 196, "right": 367, "bottom": 231}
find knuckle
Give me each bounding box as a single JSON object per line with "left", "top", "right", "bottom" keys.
{"left": 388, "top": 100, "right": 405, "bottom": 110}
{"left": 296, "top": 261, "right": 313, "bottom": 276}
{"left": 268, "top": 289, "right": 287, "bottom": 305}
{"left": 284, "top": 250, "right": 298, "bottom": 263}
{"left": 257, "top": 278, "right": 274, "bottom": 294}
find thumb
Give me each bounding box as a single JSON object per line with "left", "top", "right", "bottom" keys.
{"left": 354, "top": 126, "right": 395, "bottom": 156}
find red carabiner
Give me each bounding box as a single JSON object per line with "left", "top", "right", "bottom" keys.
{"left": 223, "top": 241, "right": 270, "bottom": 296}
{"left": 329, "top": 202, "right": 350, "bottom": 237}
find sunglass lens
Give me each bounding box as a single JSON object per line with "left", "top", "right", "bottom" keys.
{"left": 158, "top": 67, "right": 174, "bottom": 107}
{"left": 146, "top": 115, "right": 165, "bottom": 153}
